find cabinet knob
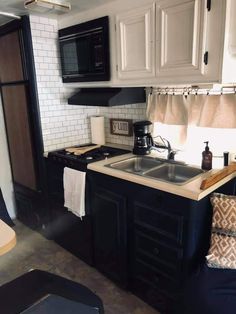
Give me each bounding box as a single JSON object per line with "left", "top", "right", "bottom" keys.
{"left": 153, "top": 247, "right": 159, "bottom": 255}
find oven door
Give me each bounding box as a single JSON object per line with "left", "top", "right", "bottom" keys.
{"left": 45, "top": 159, "right": 94, "bottom": 265}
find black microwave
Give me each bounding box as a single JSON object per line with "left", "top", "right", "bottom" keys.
{"left": 59, "top": 16, "right": 110, "bottom": 83}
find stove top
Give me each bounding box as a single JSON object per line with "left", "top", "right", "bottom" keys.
{"left": 48, "top": 144, "right": 130, "bottom": 171}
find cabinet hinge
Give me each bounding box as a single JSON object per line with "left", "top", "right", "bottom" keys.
{"left": 204, "top": 51, "right": 209, "bottom": 65}
{"left": 116, "top": 65, "right": 118, "bottom": 71}
{"left": 207, "top": 0, "right": 211, "bottom": 11}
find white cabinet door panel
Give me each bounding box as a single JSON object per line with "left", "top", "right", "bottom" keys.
{"left": 156, "top": 0, "right": 207, "bottom": 78}
{"left": 229, "top": 0, "right": 236, "bottom": 55}
{"left": 116, "top": 4, "right": 155, "bottom": 79}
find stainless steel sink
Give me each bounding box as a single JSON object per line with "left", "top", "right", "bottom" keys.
{"left": 144, "top": 163, "right": 204, "bottom": 185}
{"left": 106, "top": 156, "right": 163, "bottom": 173}
{"left": 106, "top": 156, "right": 204, "bottom": 185}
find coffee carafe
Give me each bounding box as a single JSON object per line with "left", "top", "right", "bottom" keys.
{"left": 133, "top": 120, "right": 154, "bottom": 155}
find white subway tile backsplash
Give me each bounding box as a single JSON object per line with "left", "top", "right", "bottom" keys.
{"left": 44, "top": 24, "right": 54, "bottom": 32}
{"left": 39, "top": 16, "right": 50, "bottom": 25}
{"left": 39, "top": 63, "right": 49, "bottom": 70}
{"left": 31, "top": 29, "right": 41, "bottom": 37}
{"left": 35, "top": 23, "right": 45, "bottom": 31}
{"left": 30, "top": 15, "right": 40, "bottom": 23}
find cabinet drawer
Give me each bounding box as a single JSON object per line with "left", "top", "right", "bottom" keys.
{"left": 135, "top": 231, "right": 183, "bottom": 275}
{"left": 134, "top": 201, "right": 184, "bottom": 245}
{"left": 134, "top": 258, "right": 181, "bottom": 292}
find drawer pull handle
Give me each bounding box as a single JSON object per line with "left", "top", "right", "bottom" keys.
{"left": 153, "top": 248, "right": 159, "bottom": 255}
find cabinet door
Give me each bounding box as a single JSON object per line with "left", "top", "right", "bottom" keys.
{"left": 92, "top": 186, "right": 127, "bottom": 286}
{"left": 229, "top": 0, "right": 236, "bottom": 55}
{"left": 116, "top": 4, "right": 155, "bottom": 79}
{"left": 1, "top": 85, "right": 37, "bottom": 190}
{"left": 156, "top": 0, "right": 207, "bottom": 79}
{"left": 0, "top": 31, "right": 24, "bottom": 83}
{"left": 14, "top": 188, "right": 50, "bottom": 237}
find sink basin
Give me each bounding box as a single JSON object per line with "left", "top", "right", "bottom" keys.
{"left": 106, "top": 156, "right": 204, "bottom": 185}
{"left": 144, "top": 163, "right": 204, "bottom": 185}
{"left": 106, "top": 156, "right": 163, "bottom": 173}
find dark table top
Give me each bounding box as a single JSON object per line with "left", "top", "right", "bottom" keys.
{"left": 21, "top": 294, "right": 100, "bottom": 314}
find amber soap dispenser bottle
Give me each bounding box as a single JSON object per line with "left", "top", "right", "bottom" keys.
{"left": 201, "top": 141, "right": 212, "bottom": 170}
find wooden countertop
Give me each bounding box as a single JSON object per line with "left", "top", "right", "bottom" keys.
{"left": 88, "top": 153, "right": 236, "bottom": 201}
{"left": 0, "top": 219, "right": 16, "bottom": 256}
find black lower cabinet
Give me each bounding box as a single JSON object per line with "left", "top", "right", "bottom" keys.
{"left": 45, "top": 159, "right": 93, "bottom": 265}
{"left": 91, "top": 185, "right": 128, "bottom": 287}
{"left": 129, "top": 195, "right": 188, "bottom": 314}
{"left": 43, "top": 161, "right": 236, "bottom": 313}
{"left": 15, "top": 184, "right": 51, "bottom": 238}
{"left": 88, "top": 170, "right": 236, "bottom": 314}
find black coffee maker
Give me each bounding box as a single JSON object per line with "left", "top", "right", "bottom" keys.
{"left": 133, "top": 120, "right": 154, "bottom": 155}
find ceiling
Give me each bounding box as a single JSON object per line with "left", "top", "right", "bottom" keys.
{"left": 0, "top": 0, "right": 114, "bottom": 25}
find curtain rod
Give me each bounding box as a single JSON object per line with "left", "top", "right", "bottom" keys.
{"left": 146, "top": 86, "right": 236, "bottom": 95}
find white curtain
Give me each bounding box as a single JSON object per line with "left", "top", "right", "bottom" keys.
{"left": 147, "top": 93, "right": 236, "bottom": 165}
{"left": 147, "top": 93, "right": 188, "bottom": 125}
{"left": 147, "top": 93, "right": 236, "bottom": 128}
{"left": 147, "top": 93, "right": 189, "bottom": 146}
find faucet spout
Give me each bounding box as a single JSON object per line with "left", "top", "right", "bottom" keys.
{"left": 153, "top": 136, "right": 178, "bottom": 160}
{"left": 163, "top": 139, "right": 175, "bottom": 160}
{"left": 159, "top": 138, "right": 177, "bottom": 160}
{"left": 168, "top": 150, "right": 177, "bottom": 160}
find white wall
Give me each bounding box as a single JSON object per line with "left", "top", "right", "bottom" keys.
{"left": 0, "top": 97, "right": 16, "bottom": 218}
{"left": 30, "top": 15, "right": 147, "bottom": 151}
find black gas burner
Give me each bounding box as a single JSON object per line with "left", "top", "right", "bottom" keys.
{"left": 48, "top": 144, "right": 130, "bottom": 171}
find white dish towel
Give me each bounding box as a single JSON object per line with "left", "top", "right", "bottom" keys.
{"left": 63, "top": 167, "right": 86, "bottom": 218}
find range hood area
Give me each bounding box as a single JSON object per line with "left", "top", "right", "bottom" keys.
{"left": 68, "top": 87, "right": 146, "bottom": 106}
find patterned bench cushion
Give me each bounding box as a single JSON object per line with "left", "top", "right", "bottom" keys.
{"left": 206, "top": 233, "right": 236, "bottom": 269}
{"left": 207, "top": 193, "right": 236, "bottom": 269}
{"left": 210, "top": 193, "right": 236, "bottom": 235}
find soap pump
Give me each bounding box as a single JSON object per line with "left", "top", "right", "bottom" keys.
{"left": 201, "top": 141, "right": 212, "bottom": 170}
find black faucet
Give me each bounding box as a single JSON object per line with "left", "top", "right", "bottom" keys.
{"left": 168, "top": 150, "right": 177, "bottom": 160}
{"left": 153, "top": 138, "right": 177, "bottom": 160}
{"left": 164, "top": 139, "right": 177, "bottom": 160}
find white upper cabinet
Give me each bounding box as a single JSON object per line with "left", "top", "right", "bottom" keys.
{"left": 115, "top": 0, "right": 212, "bottom": 85}
{"left": 156, "top": 0, "right": 207, "bottom": 79}
{"left": 116, "top": 4, "right": 155, "bottom": 80}
{"left": 114, "top": 0, "right": 236, "bottom": 85}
